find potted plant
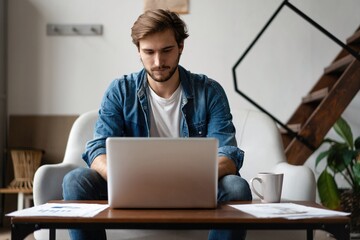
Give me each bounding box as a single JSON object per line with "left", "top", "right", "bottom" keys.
{"left": 315, "top": 117, "right": 360, "bottom": 233}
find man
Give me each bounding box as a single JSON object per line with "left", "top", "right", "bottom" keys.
{"left": 63, "top": 9, "right": 252, "bottom": 240}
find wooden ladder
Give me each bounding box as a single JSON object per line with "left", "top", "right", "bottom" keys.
{"left": 281, "top": 26, "right": 360, "bottom": 165}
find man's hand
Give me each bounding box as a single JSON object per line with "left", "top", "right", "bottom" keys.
{"left": 91, "top": 154, "right": 108, "bottom": 180}
{"left": 91, "top": 154, "right": 236, "bottom": 180}
{"left": 218, "top": 156, "right": 237, "bottom": 179}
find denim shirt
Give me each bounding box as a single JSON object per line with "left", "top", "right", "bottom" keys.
{"left": 82, "top": 66, "right": 244, "bottom": 172}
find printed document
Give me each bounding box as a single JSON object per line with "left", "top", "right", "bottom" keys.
{"left": 229, "top": 203, "right": 350, "bottom": 219}
{"left": 7, "top": 203, "right": 108, "bottom": 217}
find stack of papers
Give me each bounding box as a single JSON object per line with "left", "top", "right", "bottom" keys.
{"left": 7, "top": 203, "right": 108, "bottom": 217}
{"left": 229, "top": 203, "right": 350, "bottom": 219}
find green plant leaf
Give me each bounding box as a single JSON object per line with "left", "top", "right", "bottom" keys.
{"left": 343, "top": 150, "right": 356, "bottom": 166}
{"left": 315, "top": 150, "right": 329, "bottom": 168}
{"left": 333, "top": 117, "right": 353, "bottom": 149}
{"left": 353, "top": 162, "right": 360, "bottom": 189}
{"left": 355, "top": 136, "right": 360, "bottom": 150}
{"left": 317, "top": 170, "right": 340, "bottom": 209}
{"left": 327, "top": 143, "right": 349, "bottom": 173}
{"left": 323, "top": 138, "right": 340, "bottom": 144}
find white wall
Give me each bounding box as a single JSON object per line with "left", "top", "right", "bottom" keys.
{"left": 6, "top": 0, "right": 360, "bottom": 192}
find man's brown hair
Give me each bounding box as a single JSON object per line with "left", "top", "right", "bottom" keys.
{"left": 131, "top": 9, "right": 189, "bottom": 48}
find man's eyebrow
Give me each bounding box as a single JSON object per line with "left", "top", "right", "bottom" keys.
{"left": 163, "top": 45, "right": 175, "bottom": 50}
{"left": 141, "top": 45, "right": 176, "bottom": 52}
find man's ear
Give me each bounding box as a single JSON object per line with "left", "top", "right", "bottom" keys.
{"left": 179, "top": 42, "right": 184, "bottom": 54}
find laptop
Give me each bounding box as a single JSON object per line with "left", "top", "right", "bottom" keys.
{"left": 106, "top": 137, "right": 218, "bottom": 209}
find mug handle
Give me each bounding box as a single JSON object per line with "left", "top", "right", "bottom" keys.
{"left": 250, "top": 177, "right": 264, "bottom": 200}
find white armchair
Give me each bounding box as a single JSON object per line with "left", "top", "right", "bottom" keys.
{"left": 33, "top": 108, "right": 316, "bottom": 240}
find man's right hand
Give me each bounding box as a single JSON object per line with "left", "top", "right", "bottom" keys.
{"left": 90, "top": 154, "right": 108, "bottom": 180}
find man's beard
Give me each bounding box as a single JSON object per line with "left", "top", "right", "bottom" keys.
{"left": 143, "top": 54, "right": 181, "bottom": 83}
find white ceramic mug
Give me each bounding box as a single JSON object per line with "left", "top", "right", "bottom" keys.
{"left": 250, "top": 172, "right": 284, "bottom": 203}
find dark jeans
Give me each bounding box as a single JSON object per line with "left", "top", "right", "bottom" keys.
{"left": 62, "top": 167, "right": 252, "bottom": 240}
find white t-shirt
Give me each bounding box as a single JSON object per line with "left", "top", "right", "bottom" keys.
{"left": 148, "top": 85, "right": 183, "bottom": 137}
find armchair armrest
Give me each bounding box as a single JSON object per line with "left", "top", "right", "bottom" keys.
{"left": 33, "top": 163, "right": 79, "bottom": 205}
{"left": 273, "top": 162, "right": 316, "bottom": 201}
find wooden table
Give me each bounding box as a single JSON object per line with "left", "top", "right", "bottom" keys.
{"left": 10, "top": 201, "right": 350, "bottom": 240}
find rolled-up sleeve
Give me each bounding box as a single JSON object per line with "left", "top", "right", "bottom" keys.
{"left": 206, "top": 80, "right": 245, "bottom": 172}
{"left": 82, "top": 80, "right": 124, "bottom": 166}
{"left": 218, "top": 146, "right": 244, "bottom": 171}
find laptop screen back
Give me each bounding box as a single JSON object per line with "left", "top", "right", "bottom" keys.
{"left": 106, "top": 137, "right": 218, "bottom": 209}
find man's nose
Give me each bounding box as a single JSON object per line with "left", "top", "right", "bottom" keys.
{"left": 154, "top": 53, "right": 163, "bottom": 67}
